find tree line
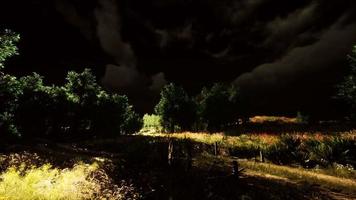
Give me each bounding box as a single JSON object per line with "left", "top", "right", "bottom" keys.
{"left": 0, "top": 31, "right": 142, "bottom": 141}
{"left": 153, "top": 45, "right": 356, "bottom": 133}
{"left": 2, "top": 30, "right": 356, "bottom": 139}
{"left": 154, "top": 82, "right": 243, "bottom": 133}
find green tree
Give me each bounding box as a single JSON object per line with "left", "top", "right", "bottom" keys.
{"left": 155, "top": 83, "right": 196, "bottom": 132}
{"left": 198, "top": 83, "right": 238, "bottom": 132}
{"left": 0, "top": 30, "right": 20, "bottom": 137}
{"left": 0, "top": 30, "right": 142, "bottom": 140}
{"left": 0, "top": 30, "right": 20, "bottom": 70}
{"left": 336, "top": 46, "right": 356, "bottom": 120}
{"left": 121, "top": 106, "right": 143, "bottom": 135}
{"left": 64, "top": 69, "right": 102, "bottom": 135}
{"left": 14, "top": 73, "right": 52, "bottom": 138}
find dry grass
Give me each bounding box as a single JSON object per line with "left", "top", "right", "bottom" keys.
{"left": 0, "top": 163, "right": 99, "bottom": 200}
{"left": 141, "top": 130, "right": 356, "bottom": 151}
{"left": 249, "top": 116, "right": 298, "bottom": 123}
{"left": 240, "top": 160, "right": 356, "bottom": 194}
{"left": 195, "top": 153, "right": 356, "bottom": 195}
{"left": 0, "top": 152, "right": 140, "bottom": 200}
{"left": 140, "top": 132, "right": 278, "bottom": 150}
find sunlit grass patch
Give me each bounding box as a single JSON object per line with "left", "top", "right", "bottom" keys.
{"left": 194, "top": 153, "right": 356, "bottom": 194}
{"left": 0, "top": 163, "right": 99, "bottom": 200}
{"left": 239, "top": 160, "right": 356, "bottom": 194}
{"left": 249, "top": 116, "right": 298, "bottom": 124}
{"left": 0, "top": 161, "right": 140, "bottom": 200}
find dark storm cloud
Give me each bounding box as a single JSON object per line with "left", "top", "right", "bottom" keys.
{"left": 49, "top": 0, "right": 356, "bottom": 112}
{"left": 262, "top": 3, "right": 318, "bottom": 50}
{"left": 234, "top": 13, "right": 356, "bottom": 95}
{"left": 55, "top": 0, "right": 94, "bottom": 40}
{"left": 95, "top": 0, "right": 135, "bottom": 66}
{"left": 150, "top": 72, "right": 167, "bottom": 92}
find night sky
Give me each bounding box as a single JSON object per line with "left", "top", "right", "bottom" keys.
{"left": 1, "top": 0, "right": 356, "bottom": 116}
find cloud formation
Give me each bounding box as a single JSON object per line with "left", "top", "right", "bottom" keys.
{"left": 234, "top": 15, "right": 356, "bottom": 104}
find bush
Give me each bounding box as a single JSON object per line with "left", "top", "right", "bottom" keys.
{"left": 121, "top": 107, "right": 143, "bottom": 135}
{"left": 306, "top": 137, "right": 356, "bottom": 167}
{"left": 142, "top": 114, "right": 163, "bottom": 132}
{"left": 265, "top": 134, "right": 306, "bottom": 165}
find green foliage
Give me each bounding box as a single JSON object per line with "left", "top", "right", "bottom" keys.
{"left": 197, "top": 83, "right": 238, "bottom": 132}
{"left": 296, "top": 111, "right": 310, "bottom": 124}
{"left": 155, "top": 83, "right": 196, "bottom": 132}
{"left": 142, "top": 114, "right": 163, "bottom": 132}
{"left": 0, "top": 30, "right": 20, "bottom": 70}
{"left": 264, "top": 135, "right": 356, "bottom": 167}
{"left": 0, "top": 112, "right": 19, "bottom": 138}
{"left": 0, "top": 33, "right": 141, "bottom": 140}
{"left": 336, "top": 45, "right": 356, "bottom": 119}
{"left": 65, "top": 69, "right": 101, "bottom": 105}
{"left": 306, "top": 137, "right": 356, "bottom": 167}
{"left": 122, "top": 106, "right": 143, "bottom": 135}
{"left": 265, "top": 135, "right": 305, "bottom": 165}
{"left": 14, "top": 73, "right": 52, "bottom": 138}
{"left": 0, "top": 30, "right": 143, "bottom": 139}
{"left": 0, "top": 163, "right": 99, "bottom": 200}
{"left": 0, "top": 161, "right": 140, "bottom": 200}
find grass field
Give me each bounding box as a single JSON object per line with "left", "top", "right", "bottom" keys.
{"left": 0, "top": 130, "right": 355, "bottom": 199}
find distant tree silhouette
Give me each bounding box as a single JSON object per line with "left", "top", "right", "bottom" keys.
{"left": 0, "top": 30, "right": 20, "bottom": 137}
{"left": 155, "top": 83, "right": 196, "bottom": 132}
{"left": 197, "top": 83, "right": 238, "bottom": 132}
{"left": 336, "top": 45, "right": 356, "bottom": 120}
{"left": 0, "top": 31, "right": 142, "bottom": 140}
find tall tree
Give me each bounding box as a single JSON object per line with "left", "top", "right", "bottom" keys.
{"left": 155, "top": 83, "right": 196, "bottom": 132}
{"left": 336, "top": 45, "right": 356, "bottom": 120}
{"left": 198, "top": 83, "right": 238, "bottom": 132}
{"left": 0, "top": 30, "right": 20, "bottom": 137}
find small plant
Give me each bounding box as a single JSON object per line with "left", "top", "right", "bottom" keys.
{"left": 142, "top": 114, "right": 163, "bottom": 132}
{"left": 306, "top": 137, "right": 356, "bottom": 167}
{"left": 263, "top": 135, "right": 304, "bottom": 165}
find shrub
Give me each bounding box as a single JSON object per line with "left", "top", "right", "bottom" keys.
{"left": 306, "top": 137, "right": 356, "bottom": 167}
{"left": 142, "top": 114, "right": 163, "bottom": 132}
{"left": 121, "top": 106, "right": 143, "bottom": 135}
{"left": 265, "top": 134, "right": 305, "bottom": 165}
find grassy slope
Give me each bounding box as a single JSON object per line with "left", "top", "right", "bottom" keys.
{"left": 1, "top": 131, "right": 356, "bottom": 199}
{"left": 142, "top": 132, "right": 356, "bottom": 198}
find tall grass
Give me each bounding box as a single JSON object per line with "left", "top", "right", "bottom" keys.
{"left": 240, "top": 160, "right": 356, "bottom": 193}
{"left": 0, "top": 163, "right": 99, "bottom": 200}
{"left": 142, "top": 131, "right": 356, "bottom": 168}
{"left": 0, "top": 161, "right": 140, "bottom": 200}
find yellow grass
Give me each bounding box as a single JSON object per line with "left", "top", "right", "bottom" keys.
{"left": 195, "top": 153, "right": 356, "bottom": 194}
{"left": 240, "top": 160, "right": 356, "bottom": 193}
{"left": 0, "top": 163, "right": 99, "bottom": 200}
{"left": 141, "top": 131, "right": 356, "bottom": 149}
{"left": 249, "top": 115, "right": 298, "bottom": 123}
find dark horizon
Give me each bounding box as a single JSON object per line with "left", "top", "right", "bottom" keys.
{"left": 1, "top": 0, "right": 356, "bottom": 116}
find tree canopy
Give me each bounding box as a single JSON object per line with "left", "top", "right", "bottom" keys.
{"left": 155, "top": 83, "right": 196, "bottom": 132}
{"left": 0, "top": 31, "right": 142, "bottom": 141}
{"left": 336, "top": 45, "right": 356, "bottom": 120}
